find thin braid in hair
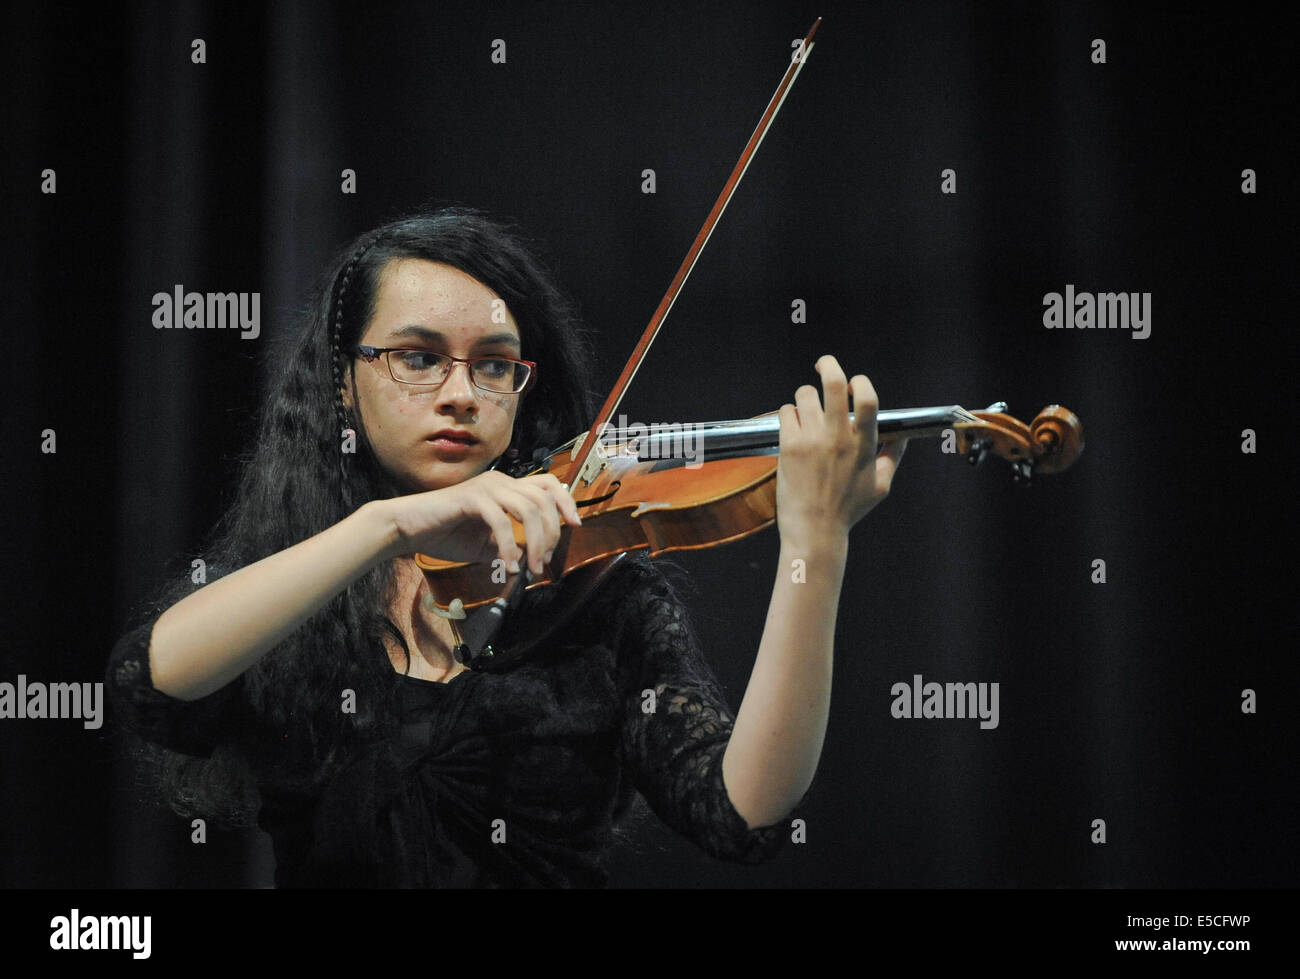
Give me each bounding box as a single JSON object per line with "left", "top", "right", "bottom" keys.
{"left": 331, "top": 232, "right": 385, "bottom": 475}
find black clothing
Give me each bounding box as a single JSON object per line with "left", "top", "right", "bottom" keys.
{"left": 107, "top": 558, "right": 801, "bottom": 886}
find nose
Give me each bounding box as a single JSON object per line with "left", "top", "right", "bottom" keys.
{"left": 434, "top": 359, "right": 479, "bottom": 410}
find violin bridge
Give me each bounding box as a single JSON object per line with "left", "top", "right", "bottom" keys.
{"left": 570, "top": 433, "right": 610, "bottom": 485}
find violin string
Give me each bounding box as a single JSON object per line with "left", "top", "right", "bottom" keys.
{"left": 589, "top": 409, "right": 982, "bottom": 441}
{"left": 530, "top": 408, "right": 983, "bottom": 472}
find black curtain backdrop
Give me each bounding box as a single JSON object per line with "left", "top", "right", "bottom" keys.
{"left": 2, "top": 0, "right": 1295, "bottom": 894}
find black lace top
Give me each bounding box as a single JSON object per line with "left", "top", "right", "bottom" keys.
{"left": 106, "top": 557, "right": 804, "bottom": 887}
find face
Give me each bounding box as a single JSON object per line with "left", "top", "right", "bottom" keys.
{"left": 341, "top": 258, "right": 524, "bottom": 494}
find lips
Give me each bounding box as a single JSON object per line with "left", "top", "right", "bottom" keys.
{"left": 428, "top": 430, "right": 478, "bottom": 444}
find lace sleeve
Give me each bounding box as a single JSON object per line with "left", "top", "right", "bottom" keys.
{"left": 607, "top": 560, "right": 804, "bottom": 864}
{"left": 105, "top": 617, "right": 244, "bottom": 758}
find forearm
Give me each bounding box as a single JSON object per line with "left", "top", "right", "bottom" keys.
{"left": 148, "top": 499, "right": 401, "bottom": 701}
{"left": 722, "top": 530, "right": 848, "bottom": 828}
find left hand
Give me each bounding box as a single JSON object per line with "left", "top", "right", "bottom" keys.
{"left": 775, "top": 354, "right": 907, "bottom": 545}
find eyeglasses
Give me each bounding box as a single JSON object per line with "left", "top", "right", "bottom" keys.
{"left": 354, "top": 346, "right": 536, "bottom": 394}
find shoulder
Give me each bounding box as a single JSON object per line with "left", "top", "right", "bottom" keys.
{"left": 577, "top": 552, "right": 704, "bottom": 685}
{"left": 494, "top": 552, "right": 699, "bottom": 673}
{"left": 587, "top": 551, "right": 694, "bottom": 624}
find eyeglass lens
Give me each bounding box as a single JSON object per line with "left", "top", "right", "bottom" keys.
{"left": 388, "top": 351, "right": 529, "bottom": 392}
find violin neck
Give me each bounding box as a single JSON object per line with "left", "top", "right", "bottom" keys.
{"left": 614, "top": 406, "right": 981, "bottom": 459}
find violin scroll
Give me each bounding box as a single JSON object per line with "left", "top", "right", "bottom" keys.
{"left": 954, "top": 404, "right": 1083, "bottom": 482}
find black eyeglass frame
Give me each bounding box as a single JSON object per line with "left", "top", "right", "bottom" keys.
{"left": 354, "top": 345, "right": 537, "bottom": 394}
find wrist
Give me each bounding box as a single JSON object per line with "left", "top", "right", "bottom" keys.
{"left": 777, "top": 519, "right": 850, "bottom": 558}
{"left": 360, "top": 498, "right": 405, "bottom": 564}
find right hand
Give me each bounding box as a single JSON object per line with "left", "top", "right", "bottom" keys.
{"left": 385, "top": 470, "right": 582, "bottom": 576}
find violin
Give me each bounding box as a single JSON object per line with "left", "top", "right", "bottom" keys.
{"left": 416, "top": 400, "right": 1083, "bottom": 603}
{"left": 415, "top": 18, "right": 1084, "bottom": 669}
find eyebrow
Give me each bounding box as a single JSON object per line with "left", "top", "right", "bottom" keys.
{"left": 387, "top": 325, "right": 521, "bottom": 349}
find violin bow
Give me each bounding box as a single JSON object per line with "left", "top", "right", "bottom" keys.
{"left": 449, "top": 19, "right": 823, "bottom": 666}
{"left": 565, "top": 17, "right": 823, "bottom": 491}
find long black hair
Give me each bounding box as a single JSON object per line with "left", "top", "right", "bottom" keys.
{"left": 127, "top": 205, "right": 635, "bottom": 827}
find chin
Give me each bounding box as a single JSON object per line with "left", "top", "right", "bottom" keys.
{"left": 411, "top": 460, "right": 492, "bottom": 493}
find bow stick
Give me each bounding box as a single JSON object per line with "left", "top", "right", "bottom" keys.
{"left": 566, "top": 17, "right": 823, "bottom": 490}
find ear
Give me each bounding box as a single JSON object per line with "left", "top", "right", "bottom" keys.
{"left": 340, "top": 363, "right": 355, "bottom": 413}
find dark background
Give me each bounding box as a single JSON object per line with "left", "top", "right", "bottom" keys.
{"left": 2, "top": 0, "right": 1295, "bottom": 889}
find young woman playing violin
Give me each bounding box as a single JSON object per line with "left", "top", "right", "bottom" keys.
{"left": 107, "top": 207, "right": 907, "bottom": 887}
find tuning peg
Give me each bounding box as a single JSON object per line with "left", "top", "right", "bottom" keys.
{"left": 1011, "top": 460, "right": 1033, "bottom": 486}
{"left": 966, "top": 437, "right": 992, "bottom": 467}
